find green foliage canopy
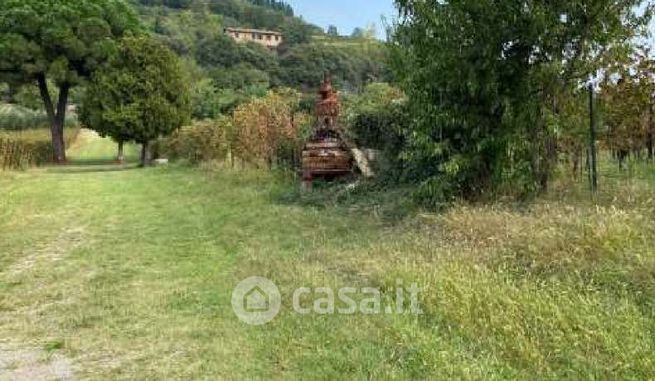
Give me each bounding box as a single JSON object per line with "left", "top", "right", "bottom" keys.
{"left": 0, "top": 0, "right": 139, "bottom": 85}
{"left": 80, "top": 36, "right": 191, "bottom": 148}
{"left": 391, "top": 0, "right": 652, "bottom": 204}
{"left": 0, "top": 0, "right": 140, "bottom": 161}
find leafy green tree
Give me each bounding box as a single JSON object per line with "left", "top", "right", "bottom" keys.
{"left": 327, "top": 25, "right": 339, "bottom": 36}
{"left": 80, "top": 36, "right": 191, "bottom": 166}
{"left": 278, "top": 43, "right": 388, "bottom": 89}
{"left": 0, "top": 0, "right": 140, "bottom": 162}
{"left": 189, "top": 78, "right": 223, "bottom": 120}
{"left": 601, "top": 48, "right": 655, "bottom": 167}
{"left": 391, "top": 0, "right": 651, "bottom": 204}
{"left": 351, "top": 28, "right": 365, "bottom": 39}
{"left": 280, "top": 19, "right": 315, "bottom": 46}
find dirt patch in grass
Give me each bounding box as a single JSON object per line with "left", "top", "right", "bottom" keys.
{"left": 0, "top": 343, "right": 75, "bottom": 380}
{"left": 6, "top": 227, "right": 87, "bottom": 277}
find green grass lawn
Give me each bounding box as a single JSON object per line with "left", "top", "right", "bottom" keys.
{"left": 1, "top": 132, "right": 654, "bottom": 380}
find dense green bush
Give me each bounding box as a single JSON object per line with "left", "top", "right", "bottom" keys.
{"left": 341, "top": 83, "right": 408, "bottom": 178}
{"left": 391, "top": 0, "right": 647, "bottom": 207}
{"left": 81, "top": 36, "right": 191, "bottom": 166}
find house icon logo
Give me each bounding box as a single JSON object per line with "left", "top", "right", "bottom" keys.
{"left": 232, "top": 277, "right": 281, "bottom": 325}
{"left": 244, "top": 286, "right": 270, "bottom": 312}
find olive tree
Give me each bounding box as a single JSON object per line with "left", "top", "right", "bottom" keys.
{"left": 0, "top": 0, "right": 140, "bottom": 162}
{"left": 80, "top": 36, "right": 191, "bottom": 166}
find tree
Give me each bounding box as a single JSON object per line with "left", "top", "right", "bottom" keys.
{"left": 364, "top": 23, "right": 377, "bottom": 40}
{"left": 391, "top": 0, "right": 652, "bottom": 204}
{"left": 280, "top": 19, "right": 314, "bottom": 46}
{"left": 327, "top": 25, "right": 339, "bottom": 36}
{"left": 351, "top": 28, "right": 365, "bottom": 39}
{"left": 80, "top": 36, "right": 191, "bottom": 166}
{"left": 278, "top": 43, "right": 389, "bottom": 90}
{"left": 601, "top": 48, "right": 655, "bottom": 168}
{"left": 0, "top": 0, "right": 140, "bottom": 162}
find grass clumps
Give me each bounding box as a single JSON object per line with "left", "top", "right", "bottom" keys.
{"left": 0, "top": 132, "right": 654, "bottom": 379}
{"left": 256, "top": 164, "right": 655, "bottom": 379}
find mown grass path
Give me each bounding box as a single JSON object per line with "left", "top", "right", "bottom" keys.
{"left": 0, "top": 131, "right": 386, "bottom": 379}
{"left": 1, "top": 131, "right": 654, "bottom": 380}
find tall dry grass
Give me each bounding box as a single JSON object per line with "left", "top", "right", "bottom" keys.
{"left": 0, "top": 128, "right": 79, "bottom": 170}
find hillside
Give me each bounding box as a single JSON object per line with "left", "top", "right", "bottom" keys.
{"left": 128, "top": 0, "right": 389, "bottom": 119}
{"left": 0, "top": 0, "right": 389, "bottom": 121}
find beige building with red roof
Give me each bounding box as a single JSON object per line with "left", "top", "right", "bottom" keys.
{"left": 224, "top": 27, "right": 283, "bottom": 49}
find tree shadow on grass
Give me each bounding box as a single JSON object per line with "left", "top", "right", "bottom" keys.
{"left": 66, "top": 158, "right": 139, "bottom": 166}
{"left": 42, "top": 161, "right": 141, "bottom": 174}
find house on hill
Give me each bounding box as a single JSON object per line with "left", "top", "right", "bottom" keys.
{"left": 224, "top": 27, "right": 283, "bottom": 50}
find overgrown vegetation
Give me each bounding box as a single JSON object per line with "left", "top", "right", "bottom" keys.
{"left": 162, "top": 117, "right": 233, "bottom": 164}
{"left": 0, "top": 128, "right": 78, "bottom": 170}
{"left": 1, "top": 133, "right": 654, "bottom": 379}
{"left": 2, "top": 0, "right": 655, "bottom": 379}
{"left": 390, "top": 0, "right": 653, "bottom": 206}
{"left": 159, "top": 89, "right": 310, "bottom": 168}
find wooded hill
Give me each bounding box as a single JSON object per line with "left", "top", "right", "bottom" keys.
{"left": 131, "top": 0, "right": 389, "bottom": 118}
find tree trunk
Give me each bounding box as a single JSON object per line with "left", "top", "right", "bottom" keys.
{"left": 38, "top": 75, "right": 69, "bottom": 163}
{"left": 140, "top": 141, "right": 151, "bottom": 167}
{"left": 588, "top": 84, "right": 598, "bottom": 193}
{"left": 648, "top": 100, "right": 654, "bottom": 161}
{"left": 117, "top": 141, "right": 125, "bottom": 163}
{"left": 531, "top": 106, "right": 555, "bottom": 194}
{"left": 6, "top": 83, "right": 18, "bottom": 103}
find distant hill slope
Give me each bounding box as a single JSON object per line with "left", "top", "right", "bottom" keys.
{"left": 129, "top": 0, "right": 389, "bottom": 117}
{"left": 132, "top": 0, "right": 322, "bottom": 40}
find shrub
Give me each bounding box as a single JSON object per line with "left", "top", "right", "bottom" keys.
{"left": 160, "top": 117, "right": 233, "bottom": 164}
{"left": 160, "top": 90, "right": 311, "bottom": 170}
{"left": 232, "top": 89, "right": 311, "bottom": 169}
{"left": 342, "top": 83, "right": 408, "bottom": 179}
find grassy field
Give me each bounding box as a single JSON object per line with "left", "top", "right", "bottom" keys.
{"left": 1, "top": 131, "right": 654, "bottom": 380}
